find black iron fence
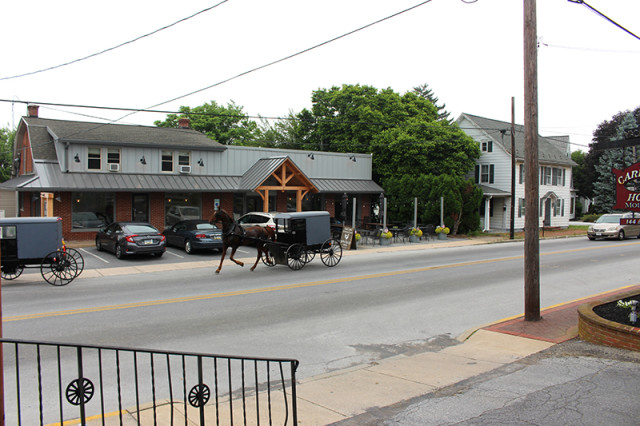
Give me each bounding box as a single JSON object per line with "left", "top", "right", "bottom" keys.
{"left": 0, "top": 338, "right": 299, "bottom": 425}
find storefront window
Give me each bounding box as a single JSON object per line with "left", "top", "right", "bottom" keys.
{"left": 72, "top": 192, "right": 114, "bottom": 230}
{"left": 165, "top": 193, "right": 202, "bottom": 227}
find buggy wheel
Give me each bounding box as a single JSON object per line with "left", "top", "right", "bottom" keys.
{"left": 286, "top": 244, "right": 306, "bottom": 270}
{"left": 321, "top": 239, "right": 342, "bottom": 267}
{"left": 261, "top": 248, "right": 275, "bottom": 267}
{"left": 64, "top": 247, "right": 85, "bottom": 278}
{"left": 2, "top": 265, "right": 24, "bottom": 280}
{"left": 41, "top": 251, "right": 78, "bottom": 286}
{"left": 304, "top": 250, "right": 316, "bottom": 264}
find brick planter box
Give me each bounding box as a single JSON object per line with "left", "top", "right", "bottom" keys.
{"left": 578, "top": 287, "right": 640, "bottom": 352}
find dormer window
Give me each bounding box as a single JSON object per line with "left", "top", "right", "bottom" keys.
{"left": 107, "top": 149, "right": 120, "bottom": 166}
{"left": 162, "top": 151, "right": 173, "bottom": 172}
{"left": 88, "top": 148, "right": 101, "bottom": 170}
{"left": 178, "top": 151, "right": 190, "bottom": 167}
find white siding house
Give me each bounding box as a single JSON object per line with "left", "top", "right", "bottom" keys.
{"left": 457, "top": 113, "right": 575, "bottom": 231}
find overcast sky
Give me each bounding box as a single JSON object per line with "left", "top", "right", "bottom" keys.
{"left": 1, "top": 0, "right": 639, "bottom": 152}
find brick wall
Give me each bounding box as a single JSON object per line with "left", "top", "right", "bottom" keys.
{"left": 149, "top": 193, "right": 164, "bottom": 231}
{"left": 325, "top": 194, "right": 336, "bottom": 218}
{"left": 578, "top": 287, "right": 640, "bottom": 352}
{"left": 116, "top": 193, "right": 131, "bottom": 222}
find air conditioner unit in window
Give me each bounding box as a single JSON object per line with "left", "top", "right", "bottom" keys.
{"left": 179, "top": 165, "right": 191, "bottom": 174}
{"left": 108, "top": 163, "right": 120, "bottom": 172}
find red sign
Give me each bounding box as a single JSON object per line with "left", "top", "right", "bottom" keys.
{"left": 621, "top": 218, "right": 640, "bottom": 225}
{"left": 612, "top": 162, "right": 640, "bottom": 212}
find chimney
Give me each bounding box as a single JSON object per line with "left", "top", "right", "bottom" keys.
{"left": 27, "top": 104, "right": 39, "bottom": 118}
{"left": 178, "top": 118, "right": 190, "bottom": 128}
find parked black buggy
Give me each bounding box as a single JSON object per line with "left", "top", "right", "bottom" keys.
{"left": 0, "top": 217, "right": 84, "bottom": 286}
{"left": 260, "top": 211, "right": 342, "bottom": 270}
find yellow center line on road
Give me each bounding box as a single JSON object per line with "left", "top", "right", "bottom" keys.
{"left": 7, "top": 241, "right": 639, "bottom": 322}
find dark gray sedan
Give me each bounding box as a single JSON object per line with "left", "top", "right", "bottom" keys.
{"left": 95, "top": 222, "right": 166, "bottom": 259}
{"left": 163, "top": 220, "right": 223, "bottom": 254}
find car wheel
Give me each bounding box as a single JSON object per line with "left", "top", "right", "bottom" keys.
{"left": 115, "top": 245, "right": 124, "bottom": 259}
{"left": 618, "top": 230, "right": 625, "bottom": 240}
{"left": 185, "top": 240, "right": 193, "bottom": 254}
{"left": 96, "top": 239, "right": 103, "bottom": 251}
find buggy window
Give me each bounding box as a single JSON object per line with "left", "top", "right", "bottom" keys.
{"left": 0, "top": 225, "right": 16, "bottom": 239}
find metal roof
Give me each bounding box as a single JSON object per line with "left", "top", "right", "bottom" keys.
{"left": 311, "top": 178, "right": 383, "bottom": 194}
{"left": 238, "top": 157, "right": 288, "bottom": 190}
{"left": 0, "top": 161, "right": 380, "bottom": 194}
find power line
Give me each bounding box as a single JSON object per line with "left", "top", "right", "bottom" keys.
{"left": 567, "top": 0, "right": 640, "bottom": 41}
{"left": 3, "top": 0, "right": 436, "bottom": 140}
{"left": 0, "top": 1, "right": 230, "bottom": 81}
{"left": 113, "top": 0, "right": 435, "bottom": 124}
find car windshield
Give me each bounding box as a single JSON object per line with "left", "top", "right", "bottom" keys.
{"left": 597, "top": 215, "right": 622, "bottom": 224}
{"left": 195, "top": 223, "right": 215, "bottom": 230}
{"left": 125, "top": 225, "right": 158, "bottom": 234}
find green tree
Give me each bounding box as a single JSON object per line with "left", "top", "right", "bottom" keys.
{"left": 412, "top": 83, "right": 451, "bottom": 123}
{"left": 154, "top": 100, "right": 258, "bottom": 145}
{"left": 586, "top": 106, "right": 640, "bottom": 203}
{"left": 571, "top": 150, "right": 589, "bottom": 200}
{"left": 293, "top": 84, "right": 479, "bottom": 182}
{"left": 383, "top": 174, "right": 482, "bottom": 234}
{"left": 592, "top": 147, "right": 634, "bottom": 213}
{"left": 0, "top": 127, "right": 15, "bottom": 182}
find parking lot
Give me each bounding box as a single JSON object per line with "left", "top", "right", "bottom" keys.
{"left": 69, "top": 242, "right": 254, "bottom": 271}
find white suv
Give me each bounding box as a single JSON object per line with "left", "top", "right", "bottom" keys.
{"left": 237, "top": 212, "right": 277, "bottom": 229}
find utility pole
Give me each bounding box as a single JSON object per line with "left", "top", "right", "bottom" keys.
{"left": 510, "top": 97, "right": 516, "bottom": 240}
{"left": 524, "top": 0, "right": 541, "bottom": 321}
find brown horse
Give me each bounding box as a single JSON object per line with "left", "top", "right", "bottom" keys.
{"left": 210, "top": 209, "right": 275, "bottom": 274}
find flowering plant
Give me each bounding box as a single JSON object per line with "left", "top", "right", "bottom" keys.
{"left": 617, "top": 299, "right": 638, "bottom": 324}
{"left": 435, "top": 226, "right": 450, "bottom": 235}
{"left": 410, "top": 227, "right": 423, "bottom": 237}
{"left": 379, "top": 228, "right": 393, "bottom": 239}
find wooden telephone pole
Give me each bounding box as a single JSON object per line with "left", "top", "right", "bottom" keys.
{"left": 524, "top": 0, "right": 541, "bottom": 321}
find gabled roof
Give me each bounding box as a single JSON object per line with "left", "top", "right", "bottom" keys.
{"left": 457, "top": 113, "right": 574, "bottom": 166}
{"left": 238, "top": 156, "right": 317, "bottom": 192}
{"left": 21, "top": 117, "right": 226, "bottom": 161}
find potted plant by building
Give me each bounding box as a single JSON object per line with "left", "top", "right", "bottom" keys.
{"left": 435, "top": 226, "right": 450, "bottom": 240}
{"left": 409, "top": 227, "right": 423, "bottom": 243}
{"left": 379, "top": 228, "right": 393, "bottom": 246}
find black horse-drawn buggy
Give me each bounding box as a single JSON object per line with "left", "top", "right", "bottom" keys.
{"left": 0, "top": 217, "right": 84, "bottom": 285}
{"left": 260, "top": 211, "right": 342, "bottom": 270}
{"left": 211, "top": 210, "right": 342, "bottom": 273}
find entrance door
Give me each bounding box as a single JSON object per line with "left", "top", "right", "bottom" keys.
{"left": 132, "top": 194, "right": 149, "bottom": 222}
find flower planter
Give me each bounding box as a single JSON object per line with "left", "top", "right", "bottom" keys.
{"left": 380, "top": 238, "right": 391, "bottom": 246}
{"left": 437, "top": 233, "right": 447, "bottom": 240}
{"left": 409, "top": 235, "right": 420, "bottom": 243}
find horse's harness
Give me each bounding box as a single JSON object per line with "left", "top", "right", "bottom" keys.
{"left": 222, "top": 221, "right": 246, "bottom": 240}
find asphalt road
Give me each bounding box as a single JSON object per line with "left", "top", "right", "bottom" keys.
{"left": 3, "top": 236, "right": 640, "bottom": 423}
{"left": 4, "top": 237, "right": 640, "bottom": 376}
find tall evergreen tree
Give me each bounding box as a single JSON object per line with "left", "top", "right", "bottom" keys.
{"left": 412, "top": 83, "right": 452, "bottom": 123}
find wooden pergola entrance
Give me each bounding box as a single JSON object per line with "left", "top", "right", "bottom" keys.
{"left": 248, "top": 157, "right": 318, "bottom": 212}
